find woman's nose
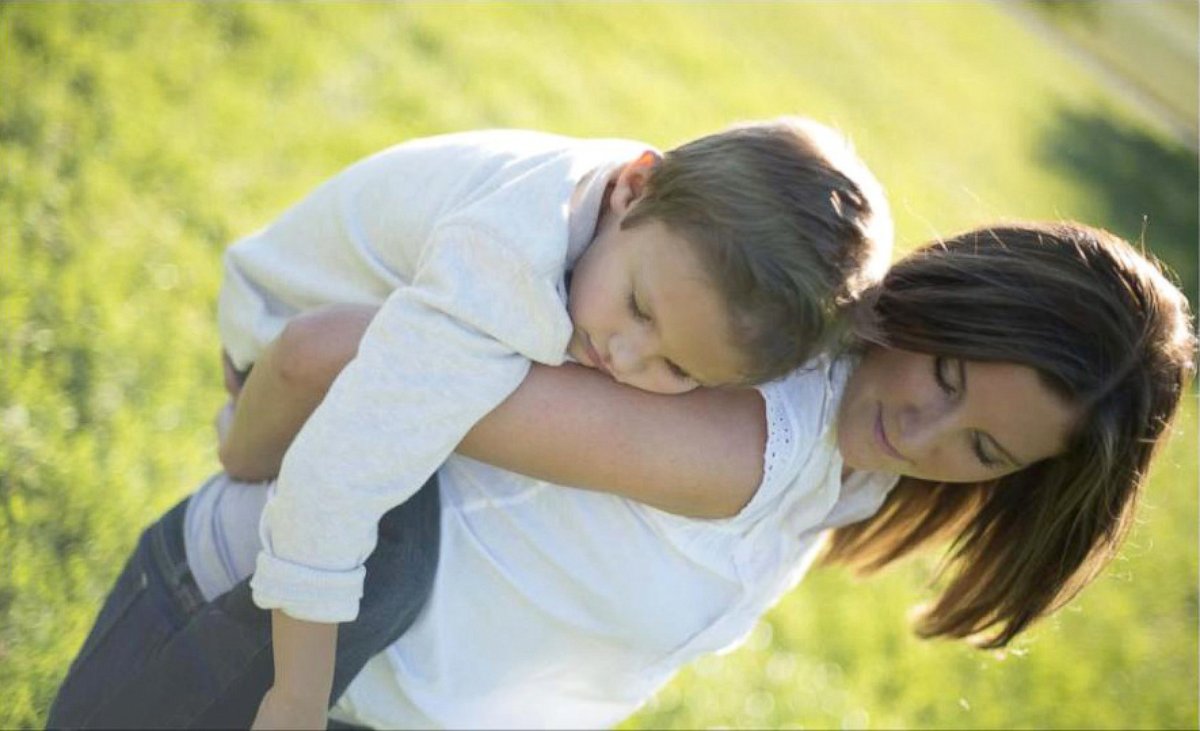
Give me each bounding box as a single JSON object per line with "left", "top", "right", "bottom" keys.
{"left": 898, "top": 395, "right": 959, "bottom": 454}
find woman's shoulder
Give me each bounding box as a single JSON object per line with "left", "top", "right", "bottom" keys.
{"left": 724, "top": 354, "right": 854, "bottom": 525}
{"left": 757, "top": 353, "right": 854, "bottom": 442}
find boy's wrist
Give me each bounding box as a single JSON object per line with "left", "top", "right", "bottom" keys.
{"left": 253, "top": 686, "right": 327, "bottom": 730}
{"left": 265, "top": 682, "right": 326, "bottom": 711}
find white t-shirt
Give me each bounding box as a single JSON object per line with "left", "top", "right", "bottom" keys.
{"left": 185, "top": 356, "right": 898, "bottom": 728}
{"left": 216, "top": 130, "right": 651, "bottom": 622}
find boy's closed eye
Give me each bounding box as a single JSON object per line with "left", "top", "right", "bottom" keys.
{"left": 628, "top": 292, "right": 650, "bottom": 322}
{"left": 666, "top": 360, "right": 693, "bottom": 382}
{"left": 627, "top": 290, "right": 698, "bottom": 384}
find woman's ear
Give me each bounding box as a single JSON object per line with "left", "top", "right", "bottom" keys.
{"left": 609, "top": 150, "right": 662, "bottom": 217}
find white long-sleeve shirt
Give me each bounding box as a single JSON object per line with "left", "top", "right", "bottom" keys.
{"left": 333, "top": 357, "right": 897, "bottom": 729}
{"left": 185, "top": 356, "right": 898, "bottom": 728}
{"left": 216, "top": 130, "right": 650, "bottom": 622}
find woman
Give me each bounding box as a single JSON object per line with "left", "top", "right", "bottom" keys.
{"left": 48, "top": 222, "right": 1195, "bottom": 729}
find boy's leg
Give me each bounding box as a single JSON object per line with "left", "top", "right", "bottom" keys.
{"left": 47, "top": 474, "right": 441, "bottom": 729}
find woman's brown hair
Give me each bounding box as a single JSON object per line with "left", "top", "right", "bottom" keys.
{"left": 823, "top": 222, "right": 1196, "bottom": 648}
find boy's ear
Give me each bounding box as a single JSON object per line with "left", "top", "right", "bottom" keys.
{"left": 610, "top": 150, "right": 662, "bottom": 216}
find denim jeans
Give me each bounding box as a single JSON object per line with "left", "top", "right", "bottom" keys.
{"left": 47, "top": 474, "right": 441, "bottom": 729}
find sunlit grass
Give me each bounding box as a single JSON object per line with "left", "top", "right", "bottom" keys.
{"left": 2, "top": 2, "right": 1195, "bottom": 728}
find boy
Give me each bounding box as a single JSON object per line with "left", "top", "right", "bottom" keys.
{"left": 227, "top": 119, "right": 891, "bottom": 725}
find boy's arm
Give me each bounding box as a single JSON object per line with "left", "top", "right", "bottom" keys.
{"left": 249, "top": 279, "right": 536, "bottom": 730}
{"left": 251, "top": 270, "right": 537, "bottom": 612}
{"left": 250, "top": 612, "right": 336, "bottom": 730}
{"left": 246, "top": 306, "right": 765, "bottom": 518}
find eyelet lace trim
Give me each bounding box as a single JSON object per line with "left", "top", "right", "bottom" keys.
{"left": 758, "top": 383, "right": 794, "bottom": 500}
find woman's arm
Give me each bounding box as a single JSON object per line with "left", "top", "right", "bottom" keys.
{"left": 221, "top": 305, "right": 766, "bottom": 518}
{"left": 461, "top": 363, "right": 764, "bottom": 518}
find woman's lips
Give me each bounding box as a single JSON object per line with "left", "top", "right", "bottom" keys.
{"left": 874, "top": 404, "right": 910, "bottom": 463}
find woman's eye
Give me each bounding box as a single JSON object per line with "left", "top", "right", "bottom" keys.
{"left": 628, "top": 293, "right": 650, "bottom": 322}
{"left": 934, "top": 356, "right": 958, "bottom": 394}
{"left": 972, "top": 432, "right": 1001, "bottom": 468}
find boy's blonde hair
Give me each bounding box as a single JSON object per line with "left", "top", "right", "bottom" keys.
{"left": 623, "top": 117, "right": 892, "bottom": 384}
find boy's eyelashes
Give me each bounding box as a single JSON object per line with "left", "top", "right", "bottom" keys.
{"left": 625, "top": 291, "right": 695, "bottom": 383}
{"left": 666, "top": 360, "right": 692, "bottom": 381}
{"left": 628, "top": 292, "right": 650, "bottom": 322}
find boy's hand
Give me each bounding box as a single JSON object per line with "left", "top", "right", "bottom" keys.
{"left": 252, "top": 686, "right": 327, "bottom": 730}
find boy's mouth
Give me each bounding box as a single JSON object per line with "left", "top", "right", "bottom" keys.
{"left": 583, "top": 333, "right": 612, "bottom": 376}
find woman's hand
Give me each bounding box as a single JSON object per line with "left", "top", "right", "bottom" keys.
{"left": 222, "top": 350, "right": 245, "bottom": 399}
{"left": 219, "top": 305, "right": 377, "bottom": 481}
{"left": 214, "top": 398, "right": 236, "bottom": 445}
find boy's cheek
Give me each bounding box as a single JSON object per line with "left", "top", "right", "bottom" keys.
{"left": 565, "top": 333, "right": 593, "bottom": 369}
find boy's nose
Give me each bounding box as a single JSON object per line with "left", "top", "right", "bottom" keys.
{"left": 608, "top": 328, "right": 654, "bottom": 378}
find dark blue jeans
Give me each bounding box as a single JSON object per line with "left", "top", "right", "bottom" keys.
{"left": 46, "top": 474, "right": 441, "bottom": 729}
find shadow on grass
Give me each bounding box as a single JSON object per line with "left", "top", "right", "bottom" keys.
{"left": 1026, "top": 0, "right": 1102, "bottom": 25}
{"left": 1039, "top": 106, "right": 1198, "bottom": 309}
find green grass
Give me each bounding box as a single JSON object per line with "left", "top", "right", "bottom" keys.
{"left": 2, "top": 2, "right": 1196, "bottom": 728}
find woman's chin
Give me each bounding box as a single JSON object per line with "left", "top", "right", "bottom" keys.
{"left": 835, "top": 433, "right": 872, "bottom": 473}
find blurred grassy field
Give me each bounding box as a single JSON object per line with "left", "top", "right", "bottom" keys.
{"left": 1018, "top": 0, "right": 1199, "bottom": 145}
{"left": 2, "top": 2, "right": 1195, "bottom": 728}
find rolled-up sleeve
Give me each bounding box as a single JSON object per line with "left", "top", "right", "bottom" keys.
{"left": 251, "top": 226, "right": 570, "bottom": 622}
